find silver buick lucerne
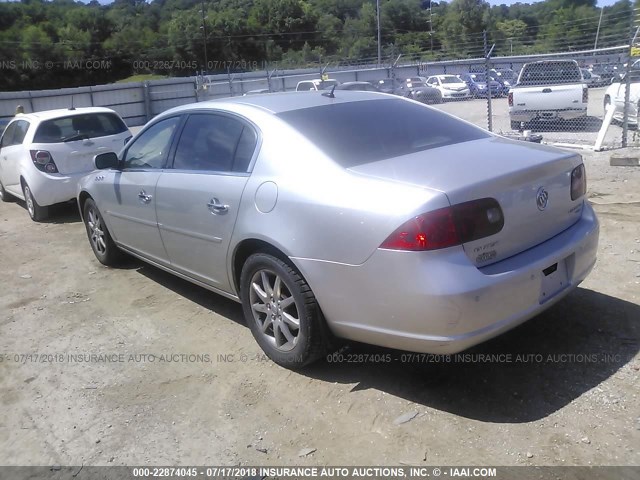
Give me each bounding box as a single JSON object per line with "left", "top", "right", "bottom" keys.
{"left": 77, "top": 91, "right": 599, "bottom": 368}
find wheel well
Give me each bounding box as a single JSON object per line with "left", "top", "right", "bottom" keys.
{"left": 232, "top": 239, "right": 294, "bottom": 294}
{"left": 77, "top": 191, "right": 92, "bottom": 216}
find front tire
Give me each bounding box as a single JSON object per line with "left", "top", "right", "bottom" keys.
{"left": 83, "top": 198, "right": 123, "bottom": 266}
{"left": 240, "top": 253, "right": 328, "bottom": 368}
{"left": 22, "top": 182, "right": 48, "bottom": 221}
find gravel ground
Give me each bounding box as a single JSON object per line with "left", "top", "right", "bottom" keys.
{"left": 0, "top": 97, "right": 638, "bottom": 469}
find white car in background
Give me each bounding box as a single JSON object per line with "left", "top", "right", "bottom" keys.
{"left": 425, "top": 75, "right": 471, "bottom": 100}
{"left": 0, "top": 107, "right": 131, "bottom": 221}
{"left": 603, "top": 63, "right": 640, "bottom": 124}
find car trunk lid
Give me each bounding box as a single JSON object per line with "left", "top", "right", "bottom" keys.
{"left": 348, "top": 136, "right": 585, "bottom": 267}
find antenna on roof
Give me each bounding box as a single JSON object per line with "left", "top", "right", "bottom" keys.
{"left": 322, "top": 84, "right": 337, "bottom": 99}
{"left": 69, "top": 96, "right": 75, "bottom": 111}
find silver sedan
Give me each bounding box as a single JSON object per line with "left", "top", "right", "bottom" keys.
{"left": 78, "top": 91, "right": 599, "bottom": 368}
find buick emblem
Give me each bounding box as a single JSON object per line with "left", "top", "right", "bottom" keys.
{"left": 536, "top": 187, "right": 549, "bottom": 211}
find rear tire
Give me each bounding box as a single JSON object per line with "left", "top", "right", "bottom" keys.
{"left": 22, "top": 182, "right": 48, "bottom": 221}
{"left": 240, "top": 253, "right": 328, "bottom": 369}
{"left": 83, "top": 198, "right": 123, "bottom": 266}
{"left": 0, "top": 180, "right": 14, "bottom": 202}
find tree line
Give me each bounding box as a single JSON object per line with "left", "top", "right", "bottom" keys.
{"left": 0, "top": 0, "right": 637, "bottom": 91}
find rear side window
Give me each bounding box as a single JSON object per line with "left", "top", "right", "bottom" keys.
{"left": 277, "top": 98, "right": 488, "bottom": 168}
{"left": 33, "top": 112, "right": 127, "bottom": 143}
{"left": 518, "top": 62, "right": 582, "bottom": 85}
{"left": 172, "top": 114, "right": 256, "bottom": 173}
{"left": 0, "top": 120, "right": 29, "bottom": 147}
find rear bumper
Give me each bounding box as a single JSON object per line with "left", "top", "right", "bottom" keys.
{"left": 24, "top": 169, "right": 91, "bottom": 206}
{"left": 294, "top": 202, "right": 599, "bottom": 354}
{"left": 510, "top": 107, "right": 587, "bottom": 122}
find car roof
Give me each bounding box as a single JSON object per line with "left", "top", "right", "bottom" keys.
{"left": 159, "top": 91, "right": 394, "bottom": 116}
{"left": 12, "top": 106, "right": 117, "bottom": 123}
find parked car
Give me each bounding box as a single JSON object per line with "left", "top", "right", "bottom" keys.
{"left": 296, "top": 79, "right": 339, "bottom": 91}
{"left": 375, "top": 77, "right": 405, "bottom": 94}
{"left": 580, "top": 69, "right": 603, "bottom": 88}
{"left": 458, "top": 73, "right": 502, "bottom": 98}
{"left": 78, "top": 91, "right": 598, "bottom": 368}
{"left": 397, "top": 81, "right": 442, "bottom": 104}
{"left": 0, "top": 107, "right": 131, "bottom": 221}
{"left": 588, "top": 64, "right": 618, "bottom": 84}
{"left": 603, "top": 61, "right": 640, "bottom": 124}
{"left": 489, "top": 68, "right": 517, "bottom": 95}
{"left": 334, "top": 81, "right": 380, "bottom": 92}
{"left": 425, "top": 75, "right": 471, "bottom": 100}
{"left": 508, "top": 60, "right": 588, "bottom": 130}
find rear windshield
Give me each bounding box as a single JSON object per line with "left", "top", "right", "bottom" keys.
{"left": 33, "top": 112, "right": 128, "bottom": 143}
{"left": 518, "top": 62, "right": 582, "bottom": 86}
{"left": 276, "top": 99, "right": 489, "bottom": 168}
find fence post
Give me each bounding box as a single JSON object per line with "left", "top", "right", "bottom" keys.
{"left": 622, "top": 23, "right": 639, "bottom": 147}
{"left": 88, "top": 86, "right": 94, "bottom": 106}
{"left": 484, "top": 31, "right": 495, "bottom": 133}
{"left": 227, "top": 67, "right": 234, "bottom": 97}
{"left": 142, "top": 81, "right": 152, "bottom": 123}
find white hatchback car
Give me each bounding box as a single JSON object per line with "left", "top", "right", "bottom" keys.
{"left": 0, "top": 107, "right": 131, "bottom": 221}
{"left": 426, "top": 75, "right": 471, "bottom": 100}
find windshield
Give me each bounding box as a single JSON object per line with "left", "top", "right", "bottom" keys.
{"left": 471, "top": 74, "right": 487, "bottom": 82}
{"left": 276, "top": 99, "right": 488, "bottom": 168}
{"left": 441, "top": 77, "right": 461, "bottom": 84}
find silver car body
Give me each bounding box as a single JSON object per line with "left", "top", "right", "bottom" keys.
{"left": 78, "top": 92, "right": 599, "bottom": 354}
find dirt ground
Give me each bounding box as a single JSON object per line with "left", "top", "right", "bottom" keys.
{"left": 0, "top": 104, "right": 639, "bottom": 469}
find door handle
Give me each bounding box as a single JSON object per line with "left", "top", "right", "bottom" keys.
{"left": 138, "top": 190, "right": 152, "bottom": 204}
{"left": 207, "top": 198, "right": 229, "bottom": 214}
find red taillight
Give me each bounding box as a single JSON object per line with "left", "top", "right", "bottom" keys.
{"left": 380, "top": 207, "right": 459, "bottom": 251}
{"left": 571, "top": 164, "right": 586, "bottom": 200}
{"left": 380, "top": 198, "right": 504, "bottom": 251}
{"left": 30, "top": 150, "right": 58, "bottom": 173}
{"left": 508, "top": 92, "right": 513, "bottom": 106}
{"left": 582, "top": 87, "right": 588, "bottom": 103}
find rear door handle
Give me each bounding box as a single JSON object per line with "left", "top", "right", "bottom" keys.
{"left": 138, "top": 190, "right": 152, "bottom": 204}
{"left": 207, "top": 198, "right": 229, "bottom": 214}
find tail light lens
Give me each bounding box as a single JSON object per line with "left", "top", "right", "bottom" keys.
{"left": 508, "top": 92, "right": 513, "bottom": 106}
{"left": 571, "top": 164, "right": 586, "bottom": 200}
{"left": 30, "top": 150, "right": 58, "bottom": 173}
{"left": 582, "top": 87, "right": 588, "bottom": 103}
{"left": 380, "top": 198, "right": 504, "bottom": 251}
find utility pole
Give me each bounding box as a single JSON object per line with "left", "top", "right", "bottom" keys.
{"left": 377, "top": 0, "right": 381, "bottom": 65}
{"left": 594, "top": 7, "right": 604, "bottom": 50}
{"left": 429, "top": 2, "right": 434, "bottom": 53}
{"left": 200, "top": 0, "right": 208, "bottom": 74}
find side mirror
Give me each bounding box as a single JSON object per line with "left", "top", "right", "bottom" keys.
{"left": 94, "top": 152, "right": 119, "bottom": 170}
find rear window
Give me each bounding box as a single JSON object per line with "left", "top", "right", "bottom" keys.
{"left": 33, "top": 112, "right": 127, "bottom": 143}
{"left": 276, "top": 99, "right": 488, "bottom": 168}
{"left": 518, "top": 62, "right": 582, "bottom": 86}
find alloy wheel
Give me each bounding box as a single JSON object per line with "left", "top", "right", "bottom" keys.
{"left": 249, "top": 269, "right": 300, "bottom": 352}
{"left": 87, "top": 206, "right": 107, "bottom": 256}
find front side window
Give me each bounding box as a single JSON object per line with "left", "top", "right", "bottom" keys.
{"left": 172, "top": 114, "right": 256, "bottom": 173}
{"left": 123, "top": 116, "right": 181, "bottom": 169}
{"left": 0, "top": 122, "right": 17, "bottom": 148}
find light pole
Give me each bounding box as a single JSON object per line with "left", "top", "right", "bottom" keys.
{"left": 594, "top": 7, "right": 604, "bottom": 50}
{"left": 377, "top": 0, "right": 381, "bottom": 65}
{"left": 200, "top": 0, "right": 208, "bottom": 73}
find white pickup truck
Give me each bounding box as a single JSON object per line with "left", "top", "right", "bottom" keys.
{"left": 508, "top": 60, "right": 588, "bottom": 129}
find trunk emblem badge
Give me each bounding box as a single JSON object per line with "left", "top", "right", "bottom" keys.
{"left": 536, "top": 187, "right": 549, "bottom": 211}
